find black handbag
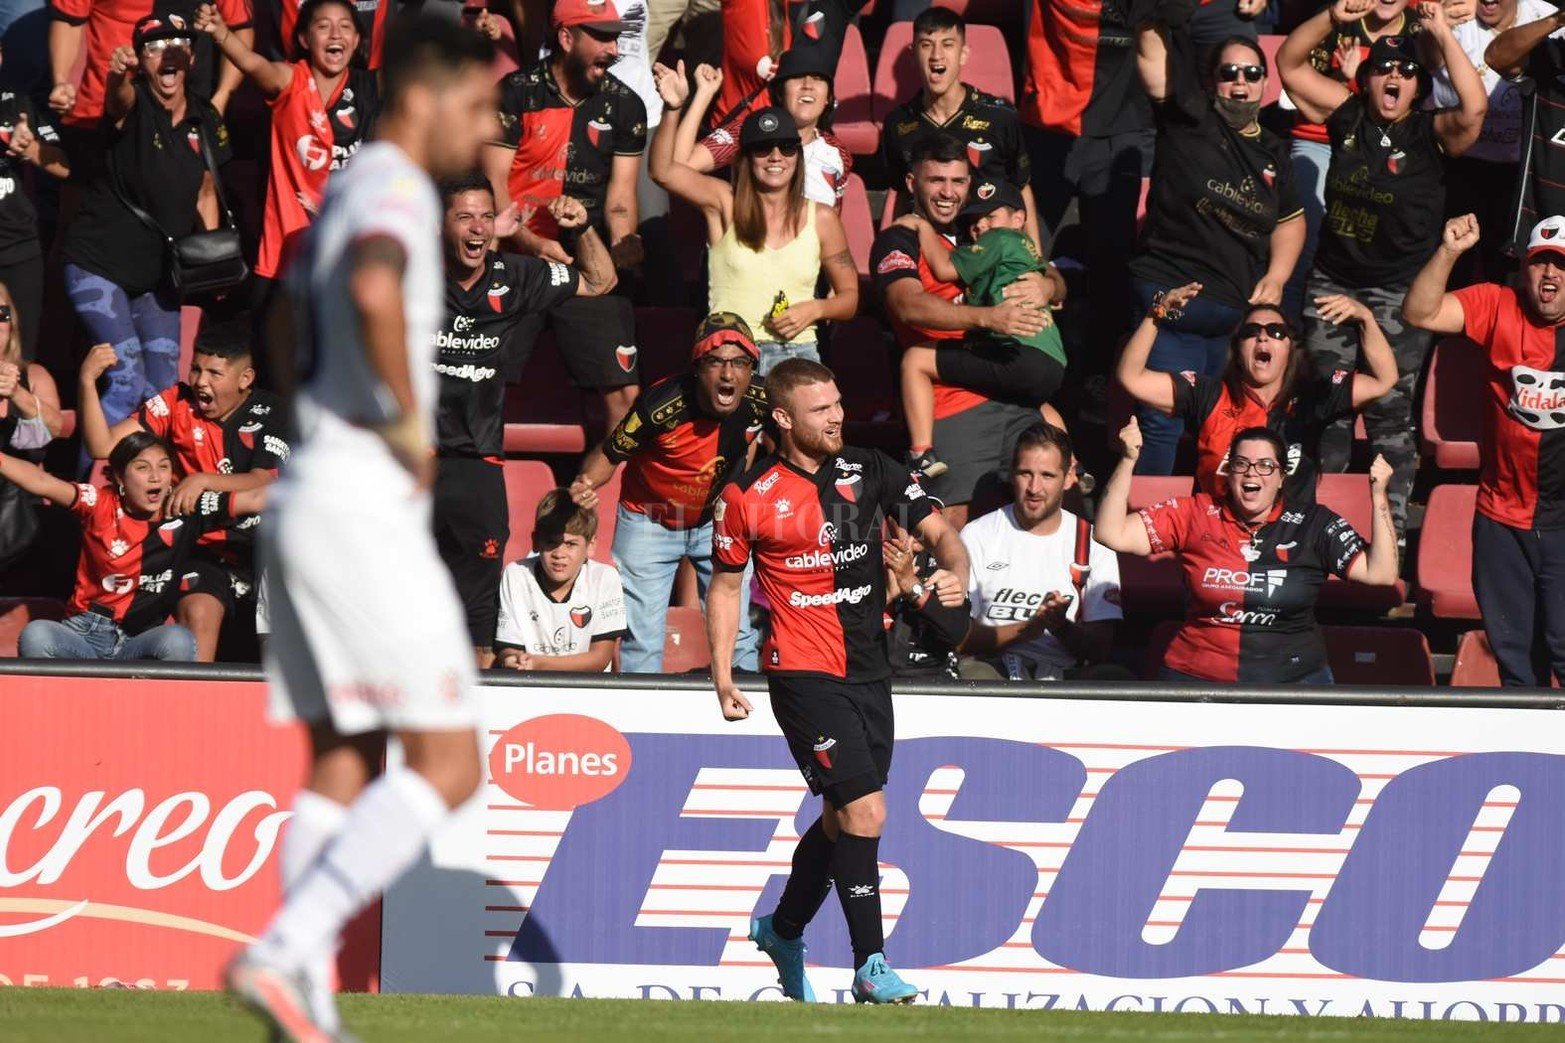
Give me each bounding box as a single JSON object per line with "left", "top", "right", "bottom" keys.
{"left": 0, "top": 474, "right": 38, "bottom": 571}
{"left": 109, "top": 116, "right": 249, "bottom": 298}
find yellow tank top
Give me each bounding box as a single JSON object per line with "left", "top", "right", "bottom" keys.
{"left": 707, "top": 203, "right": 822, "bottom": 345}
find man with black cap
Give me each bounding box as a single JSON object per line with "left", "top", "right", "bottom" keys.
{"left": 895, "top": 177, "right": 1067, "bottom": 480}
{"left": 484, "top": 0, "right": 647, "bottom": 433}
{"left": 654, "top": 46, "right": 850, "bottom": 208}
{"left": 880, "top": 5, "right": 1037, "bottom": 247}
{"left": 569, "top": 311, "right": 768, "bottom": 672}
{"left": 1405, "top": 212, "right": 1565, "bottom": 686}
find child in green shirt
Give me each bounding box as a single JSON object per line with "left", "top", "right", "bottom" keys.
{"left": 899, "top": 180, "right": 1066, "bottom": 480}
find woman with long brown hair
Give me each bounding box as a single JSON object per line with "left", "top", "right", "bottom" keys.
{"left": 0, "top": 280, "right": 64, "bottom": 570}
{"left": 650, "top": 61, "right": 858, "bottom": 374}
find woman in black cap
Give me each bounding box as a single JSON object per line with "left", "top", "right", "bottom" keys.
{"left": 1279, "top": 0, "right": 1486, "bottom": 535}
{"left": 59, "top": 14, "right": 230, "bottom": 438}
{"left": 652, "top": 51, "right": 851, "bottom": 210}
{"left": 650, "top": 61, "right": 858, "bottom": 374}
{"left": 1127, "top": 13, "right": 1307, "bottom": 477}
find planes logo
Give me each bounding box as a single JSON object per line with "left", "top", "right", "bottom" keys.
{"left": 487, "top": 283, "right": 511, "bottom": 313}
{"left": 615, "top": 345, "right": 638, "bottom": 372}
{"left": 835, "top": 473, "right": 860, "bottom": 503}
{"left": 488, "top": 714, "right": 632, "bottom": 811}
{"left": 570, "top": 605, "right": 593, "bottom": 629}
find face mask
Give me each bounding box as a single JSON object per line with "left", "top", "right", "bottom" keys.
{"left": 1214, "top": 95, "right": 1262, "bottom": 130}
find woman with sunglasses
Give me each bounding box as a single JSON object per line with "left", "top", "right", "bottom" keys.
{"left": 1280, "top": 0, "right": 1486, "bottom": 534}
{"left": 1096, "top": 419, "right": 1400, "bottom": 684}
{"left": 59, "top": 15, "right": 229, "bottom": 442}
{"left": 1117, "top": 281, "right": 1397, "bottom": 505}
{"left": 1126, "top": 17, "right": 1306, "bottom": 476}
{"left": 650, "top": 61, "right": 858, "bottom": 375}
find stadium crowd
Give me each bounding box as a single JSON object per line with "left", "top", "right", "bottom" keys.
{"left": 0, "top": 0, "right": 1561, "bottom": 686}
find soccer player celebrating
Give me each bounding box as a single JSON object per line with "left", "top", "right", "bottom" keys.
{"left": 708, "top": 357, "right": 970, "bottom": 1004}
{"left": 224, "top": 16, "right": 496, "bottom": 1041}
{"left": 433, "top": 173, "right": 616, "bottom": 665}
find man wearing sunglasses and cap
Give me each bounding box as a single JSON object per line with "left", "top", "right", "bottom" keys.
{"left": 1405, "top": 212, "right": 1565, "bottom": 687}
{"left": 569, "top": 312, "right": 767, "bottom": 673}
{"left": 485, "top": 0, "right": 648, "bottom": 435}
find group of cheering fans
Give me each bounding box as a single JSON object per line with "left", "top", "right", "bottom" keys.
{"left": 1, "top": 0, "right": 1564, "bottom": 686}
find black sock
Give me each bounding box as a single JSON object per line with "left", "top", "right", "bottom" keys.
{"left": 832, "top": 830, "right": 884, "bottom": 969}
{"left": 772, "top": 818, "right": 835, "bottom": 940}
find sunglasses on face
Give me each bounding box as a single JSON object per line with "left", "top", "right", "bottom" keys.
{"left": 1238, "top": 321, "right": 1291, "bottom": 341}
{"left": 1230, "top": 458, "right": 1280, "bottom": 476}
{"left": 1217, "top": 63, "right": 1265, "bottom": 83}
{"left": 1372, "top": 58, "right": 1421, "bottom": 78}
{"left": 746, "top": 142, "right": 801, "bottom": 158}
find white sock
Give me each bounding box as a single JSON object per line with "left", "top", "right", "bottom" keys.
{"left": 256, "top": 768, "right": 449, "bottom": 973}
{"left": 278, "top": 790, "right": 348, "bottom": 1031}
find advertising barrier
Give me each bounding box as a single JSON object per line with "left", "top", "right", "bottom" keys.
{"left": 0, "top": 674, "right": 378, "bottom": 992}
{"left": 383, "top": 682, "right": 1565, "bottom": 1021}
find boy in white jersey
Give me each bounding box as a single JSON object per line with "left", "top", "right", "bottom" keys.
{"left": 225, "top": 15, "right": 499, "bottom": 1043}
{"left": 495, "top": 488, "right": 628, "bottom": 672}
{"left": 960, "top": 423, "right": 1128, "bottom": 681}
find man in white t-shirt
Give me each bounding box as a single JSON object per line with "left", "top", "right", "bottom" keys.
{"left": 227, "top": 16, "right": 500, "bottom": 1042}
{"left": 496, "top": 488, "right": 629, "bottom": 672}
{"left": 960, "top": 423, "right": 1127, "bottom": 680}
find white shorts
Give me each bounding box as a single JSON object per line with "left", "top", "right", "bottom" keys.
{"left": 262, "top": 485, "right": 478, "bottom": 736}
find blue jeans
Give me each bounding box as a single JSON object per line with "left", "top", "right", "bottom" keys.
{"left": 756, "top": 340, "right": 819, "bottom": 377}
{"left": 613, "top": 505, "right": 758, "bottom": 673}
{"left": 63, "top": 264, "right": 182, "bottom": 430}
{"left": 1131, "top": 278, "right": 1244, "bottom": 476}
{"left": 1282, "top": 137, "right": 1331, "bottom": 325}
{"left": 19, "top": 612, "right": 197, "bottom": 661}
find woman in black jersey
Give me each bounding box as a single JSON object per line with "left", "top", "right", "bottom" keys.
{"left": 1279, "top": 0, "right": 1487, "bottom": 533}
{"left": 3, "top": 431, "right": 262, "bottom": 660}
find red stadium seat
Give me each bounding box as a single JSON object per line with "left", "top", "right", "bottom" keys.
{"left": 1120, "top": 476, "right": 1193, "bottom": 614}
{"left": 663, "top": 605, "right": 712, "bottom": 672}
{"left": 0, "top": 598, "right": 68, "bottom": 658}
{"left": 1420, "top": 337, "right": 1485, "bottom": 470}
{"left": 1415, "top": 483, "right": 1479, "bottom": 619}
{"left": 1257, "top": 35, "right": 1285, "bottom": 109}
{"left": 841, "top": 174, "right": 878, "bottom": 283}
{"left": 872, "top": 22, "right": 1015, "bottom": 124}
{"left": 824, "top": 315, "right": 897, "bottom": 421}
{"left": 502, "top": 460, "right": 557, "bottom": 565}
{"left": 879, "top": 189, "right": 902, "bottom": 230}
{"left": 503, "top": 332, "right": 589, "bottom": 454}
{"left": 832, "top": 24, "right": 879, "bottom": 156}
{"left": 1313, "top": 473, "right": 1405, "bottom": 612}
{"left": 1448, "top": 629, "right": 1557, "bottom": 687}
{"left": 634, "top": 307, "right": 699, "bottom": 386}
{"left": 1323, "top": 625, "right": 1434, "bottom": 685}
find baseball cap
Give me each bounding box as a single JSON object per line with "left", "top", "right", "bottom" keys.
{"left": 740, "top": 106, "right": 802, "bottom": 152}
{"left": 132, "top": 12, "right": 193, "bottom": 49}
{"left": 691, "top": 311, "right": 759, "bottom": 362}
{"left": 961, "top": 179, "right": 1026, "bottom": 217}
{"left": 1528, "top": 216, "right": 1565, "bottom": 261}
{"left": 552, "top": 0, "right": 628, "bottom": 34}
{"left": 772, "top": 45, "right": 835, "bottom": 85}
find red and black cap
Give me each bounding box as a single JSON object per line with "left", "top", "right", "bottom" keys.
{"left": 132, "top": 12, "right": 193, "bottom": 49}
{"left": 691, "top": 311, "right": 760, "bottom": 362}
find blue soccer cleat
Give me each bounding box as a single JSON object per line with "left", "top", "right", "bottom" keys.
{"left": 749, "top": 915, "right": 817, "bottom": 1002}
{"left": 851, "top": 953, "right": 919, "bottom": 1004}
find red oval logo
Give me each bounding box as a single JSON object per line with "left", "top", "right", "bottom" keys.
{"left": 487, "top": 714, "right": 632, "bottom": 810}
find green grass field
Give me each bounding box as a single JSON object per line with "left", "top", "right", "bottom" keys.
{"left": 2, "top": 990, "right": 1563, "bottom": 1043}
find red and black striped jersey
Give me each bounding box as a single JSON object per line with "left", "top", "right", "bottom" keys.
{"left": 713, "top": 447, "right": 938, "bottom": 680}
{"left": 1453, "top": 282, "right": 1565, "bottom": 530}
{"left": 605, "top": 374, "right": 767, "bottom": 529}
{"left": 1140, "top": 494, "right": 1365, "bottom": 683}
{"left": 67, "top": 484, "right": 238, "bottom": 634}
{"left": 1021, "top": 0, "right": 1152, "bottom": 138}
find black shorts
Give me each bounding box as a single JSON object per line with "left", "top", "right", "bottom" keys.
{"left": 433, "top": 456, "right": 508, "bottom": 647}
{"left": 935, "top": 341, "right": 1065, "bottom": 409}
{"left": 512, "top": 294, "right": 639, "bottom": 390}
{"left": 178, "top": 553, "right": 241, "bottom": 616}
{"left": 768, "top": 674, "right": 894, "bottom": 809}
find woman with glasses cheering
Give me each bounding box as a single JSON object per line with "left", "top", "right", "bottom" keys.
{"left": 1117, "top": 281, "right": 1398, "bottom": 506}
{"left": 650, "top": 62, "right": 858, "bottom": 375}
{"left": 1096, "top": 420, "right": 1400, "bottom": 684}
{"left": 1279, "top": 0, "right": 1486, "bottom": 535}
{"left": 1125, "top": 14, "right": 1306, "bottom": 476}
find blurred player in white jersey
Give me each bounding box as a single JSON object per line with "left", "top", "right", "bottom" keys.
{"left": 225, "top": 14, "right": 497, "bottom": 1043}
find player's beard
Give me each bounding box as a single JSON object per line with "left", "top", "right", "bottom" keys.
{"left": 791, "top": 423, "right": 843, "bottom": 458}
